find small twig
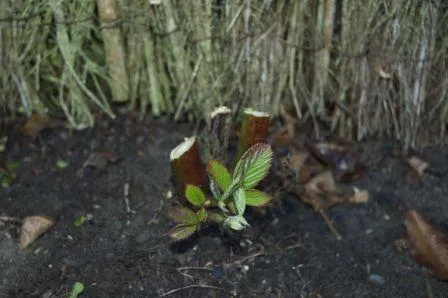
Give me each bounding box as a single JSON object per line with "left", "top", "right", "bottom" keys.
{"left": 0, "top": 216, "right": 22, "bottom": 224}
{"left": 318, "top": 209, "right": 342, "bottom": 241}
{"left": 229, "top": 246, "right": 265, "bottom": 266}
{"left": 284, "top": 243, "right": 303, "bottom": 251}
{"left": 159, "top": 284, "right": 227, "bottom": 297}
{"left": 176, "top": 266, "right": 213, "bottom": 280}
{"left": 148, "top": 200, "right": 164, "bottom": 225}
{"left": 178, "top": 266, "right": 213, "bottom": 271}
{"left": 426, "top": 279, "right": 433, "bottom": 298}
{"left": 123, "top": 183, "right": 134, "bottom": 214}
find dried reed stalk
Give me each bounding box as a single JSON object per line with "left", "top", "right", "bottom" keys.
{"left": 97, "top": 0, "right": 129, "bottom": 103}
{"left": 0, "top": 1, "right": 447, "bottom": 147}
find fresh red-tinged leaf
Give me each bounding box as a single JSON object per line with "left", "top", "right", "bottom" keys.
{"left": 404, "top": 210, "right": 448, "bottom": 280}
{"left": 169, "top": 224, "right": 197, "bottom": 240}
{"left": 233, "top": 142, "right": 273, "bottom": 189}
{"left": 169, "top": 206, "right": 198, "bottom": 225}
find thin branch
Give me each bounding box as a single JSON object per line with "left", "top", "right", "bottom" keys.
{"left": 159, "top": 284, "right": 227, "bottom": 297}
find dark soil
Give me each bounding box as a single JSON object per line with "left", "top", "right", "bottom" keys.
{"left": 1, "top": 111, "right": 448, "bottom": 298}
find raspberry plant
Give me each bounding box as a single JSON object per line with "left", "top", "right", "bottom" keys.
{"left": 169, "top": 142, "right": 273, "bottom": 240}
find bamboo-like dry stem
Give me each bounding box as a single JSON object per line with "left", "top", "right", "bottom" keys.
{"left": 97, "top": 0, "right": 129, "bottom": 103}
{"left": 170, "top": 137, "right": 207, "bottom": 193}
{"left": 235, "top": 108, "right": 270, "bottom": 163}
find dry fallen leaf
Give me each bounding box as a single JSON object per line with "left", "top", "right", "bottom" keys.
{"left": 305, "top": 170, "right": 337, "bottom": 194}
{"left": 19, "top": 216, "right": 55, "bottom": 249}
{"left": 404, "top": 210, "right": 448, "bottom": 280}
{"left": 299, "top": 170, "right": 342, "bottom": 210}
{"left": 306, "top": 139, "right": 364, "bottom": 182}
{"left": 280, "top": 150, "right": 312, "bottom": 181}
{"left": 77, "top": 151, "right": 119, "bottom": 177}
{"left": 346, "top": 188, "right": 369, "bottom": 204}
{"left": 271, "top": 106, "right": 296, "bottom": 148}
{"left": 21, "top": 114, "right": 65, "bottom": 139}
{"left": 407, "top": 156, "right": 429, "bottom": 178}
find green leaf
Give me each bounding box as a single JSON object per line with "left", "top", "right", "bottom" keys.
{"left": 6, "top": 162, "right": 20, "bottom": 170}
{"left": 196, "top": 208, "right": 207, "bottom": 222}
{"left": 234, "top": 187, "right": 246, "bottom": 215}
{"left": 1, "top": 174, "right": 15, "bottom": 188}
{"left": 68, "top": 281, "right": 85, "bottom": 298}
{"left": 74, "top": 216, "right": 87, "bottom": 226}
{"left": 233, "top": 142, "right": 273, "bottom": 189}
{"left": 169, "top": 206, "right": 199, "bottom": 225}
{"left": 223, "top": 215, "right": 250, "bottom": 230}
{"left": 245, "top": 189, "right": 272, "bottom": 207}
{"left": 57, "top": 160, "right": 69, "bottom": 169}
{"left": 219, "top": 179, "right": 239, "bottom": 203}
{"left": 169, "top": 224, "right": 197, "bottom": 240}
{"left": 185, "top": 184, "right": 206, "bottom": 206}
{"left": 207, "top": 160, "right": 232, "bottom": 191}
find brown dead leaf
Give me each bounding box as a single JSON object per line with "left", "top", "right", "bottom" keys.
{"left": 407, "top": 156, "right": 429, "bottom": 177}
{"left": 272, "top": 106, "right": 296, "bottom": 148}
{"left": 280, "top": 150, "right": 308, "bottom": 179}
{"left": 404, "top": 210, "right": 448, "bottom": 280}
{"left": 299, "top": 171, "right": 342, "bottom": 210}
{"left": 77, "top": 151, "right": 119, "bottom": 177}
{"left": 19, "top": 216, "right": 54, "bottom": 249}
{"left": 21, "top": 114, "right": 65, "bottom": 139}
{"left": 346, "top": 188, "right": 369, "bottom": 204}
{"left": 305, "top": 170, "right": 337, "bottom": 194}
{"left": 306, "top": 139, "right": 364, "bottom": 182}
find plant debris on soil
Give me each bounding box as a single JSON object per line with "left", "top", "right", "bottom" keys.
{"left": 1, "top": 110, "right": 448, "bottom": 297}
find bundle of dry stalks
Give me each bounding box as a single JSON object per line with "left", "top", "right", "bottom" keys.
{"left": 0, "top": 1, "right": 447, "bottom": 148}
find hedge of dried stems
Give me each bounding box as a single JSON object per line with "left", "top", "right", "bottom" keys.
{"left": 0, "top": 0, "right": 447, "bottom": 148}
